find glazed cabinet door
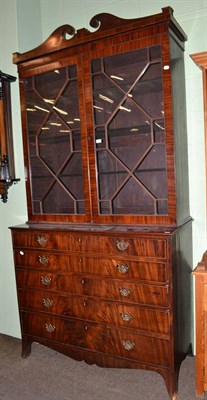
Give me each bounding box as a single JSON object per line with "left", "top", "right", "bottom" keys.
{"left": 20, "top": 56, "right": 91, "bottom": 223}
{"left": 85, "top": 34, "right": 177, "bottom": 225}
{"left": 16, "top": 8, "right": 188, "bottom": 226}
{"left": 91, "top": 46, "right": 167, "bottom": 216}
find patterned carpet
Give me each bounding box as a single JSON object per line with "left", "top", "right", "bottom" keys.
{"left": 0, "top": 334, "right": 198, "bottom": 400}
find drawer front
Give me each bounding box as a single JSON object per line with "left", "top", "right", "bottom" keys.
{"left": 16, "top": 270, "right": 169, "bottom": 307}
{"left": 14, "top": 250, "right": 168, "bottom": 283}
{"left": 18, "top": 289, "right": 170, "bottom": 335}
{"left": 21, "top": 312, "right": 170, "bottom": 367}
{"left": 12, "top": 231, "right": 83, "bottom": 251}
{"left": 12, "top": 231, "right": 167, "bottom": 259}
{"left": 14, "top": 250, "right": 81, "bottom": 271}
{"left": 85, "top": 236, "right": 166, "bottom": 258}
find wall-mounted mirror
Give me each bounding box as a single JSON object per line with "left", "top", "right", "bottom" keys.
{"left": 0, "top": 70, "right": 20, "bottom": 202}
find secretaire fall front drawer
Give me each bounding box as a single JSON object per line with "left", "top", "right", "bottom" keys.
{"left": 12, "top": 230, "right": 167, "bottom": 259}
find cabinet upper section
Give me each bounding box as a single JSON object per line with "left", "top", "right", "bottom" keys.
{"left": 13, "top": 7, "right": 190, "bottom": 226}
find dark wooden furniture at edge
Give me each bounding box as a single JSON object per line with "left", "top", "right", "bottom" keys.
{"left": 192, "top": 253, "right": 207, "bottom": 398}
{"left": 191, "top": 51, "right": 207, "bottom": 398}
{"left": 10, "top": 7, "right": 193, "bottom": 400}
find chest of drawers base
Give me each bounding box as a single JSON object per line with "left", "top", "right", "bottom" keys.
{"left": 11, "top": 222, "right": 193, "bottom": 400}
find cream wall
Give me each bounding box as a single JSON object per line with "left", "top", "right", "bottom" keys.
{"left": 0, "top": 0, "right": 25, "bottom": 337}
{"left": 0, "top": 0, "right": 207, "bottom": 339}
{"left": 0, "top": 0, "right": 41, "bottom": 337}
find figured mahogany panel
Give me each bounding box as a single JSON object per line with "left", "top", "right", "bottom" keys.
{"left": 12, "top": 229, "right": 167, "bottom": 257}
{"left": 18, "top": 289, "right": 170, "bottom": 335}
{"left": 12, "top": 230, "right": 83, "bottom": 250}
{"left": 21, "top": 311, "right": 170, "bottom": 367}
{"left": 14, "top": 249, "right": 168, "bottom": 283}
{"left": 16, "top": 269, "right": 169, "bottom": 307}
{"left": 85, "top": 235, "right": 166, "bottom": 258}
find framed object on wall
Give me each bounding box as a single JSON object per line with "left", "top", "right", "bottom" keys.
{"left": 0, "top": 71, "right": 20, "bottom": 202}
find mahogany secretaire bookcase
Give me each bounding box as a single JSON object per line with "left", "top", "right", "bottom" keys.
{"left": 10, "top": 7, "right": 193, "bottom": 399}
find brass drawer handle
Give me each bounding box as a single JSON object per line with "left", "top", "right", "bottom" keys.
{"left": 41, "top": 276, "right": 51, "bottom": 286}
{"left": 119, "top": 287, "right": 132, "bottom": 297}
{"left": 120, "top": 312, "right": 133, "bottom": 322}
{"left": 45, "top": 323, "right": 55, "bottom": 333}
{"left": 37, "top": 235, "right": 48, "bottom": 247}
{"left": 122, "top": 340, "right": 135, "bottom": 351}
{"left": 116, "top": 240, "right": 129, "bottom": 251}
{"left": 43, "top": 298, "right": 53, "bottom": 308}
{"left": 117, "top": 263, "right": 130, "bottom": 274}
{"left": 39, "top": 255, "right": 49, "bottom": 265}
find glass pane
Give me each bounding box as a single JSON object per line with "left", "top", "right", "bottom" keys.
{"left": 104, "top": 48, "right": 148, "bottom": 92}
{"left": 113, "top": 178, "right": 155, "bottom": 215}
{"left": 149, "top": 46, "right": 162, "bottom": 61}
{"left": 135, "top": 145, "right": 168, "bottom": 199}
{"left": 108, "top": 130, "right": 151, "bottom": 170}
{"left": 91, "top": 45, "right": 168, "bottom": 216}
{"left": 97, "top": 150, "right": 128, "bottom": 200}
{"left": 153, "top": 120, "right": 165, "bottom": 143}
{"left": 35, "top": 69, "right": 67, "bottom": 99}
{"left": 39, "top": 116, "right": 71, "bottom": 174}
{"left": 24, "top": 66, "right": 85, "bottom": 215}
{"left": 157, "top": 199, "right": 168, "bottom": 215}
{"left": 42, "top": 182, "right": 75, "bottom": 214}
{"left": 92, "top": 74, "right": 124, "bottom": 126}
{"left": 30, "top": 157, "right": 54, "bottom": 201}
{"left": 132, "top": 63, "right": 164, "bottom": 117}
{"left": 59, "top": 153, "right": 84, "bottom": 199}
{"left": 54, "top": 80, "right": 80, "bottom": 129}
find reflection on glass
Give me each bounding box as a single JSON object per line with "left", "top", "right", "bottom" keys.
{"left": 91, "top": 45, "right": 168, "bottom": 216}
{"left": 24, "top": 65, "right": 85, "bottom": 215}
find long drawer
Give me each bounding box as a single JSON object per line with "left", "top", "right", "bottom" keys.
{"left": 16, "top": 269, "right": 169, "bottom": 307}
{"left": 12, "top": 231, "right": 167, "bottom": 258}
{"left": 21, "top": 311, "right": 170, "bottom": 367}
{"left": 13, "top": 250, "right": 168, "bottom": 283}
{"left": 18, "top": 289, "right": 170, "bottom": 335}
